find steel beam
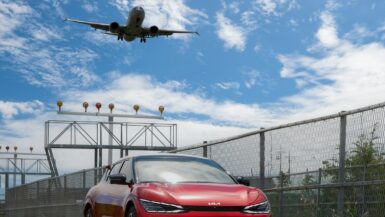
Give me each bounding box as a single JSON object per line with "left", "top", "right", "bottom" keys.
{"left": 48, "top": 144, "right": 176, "bottom": 150}
{"left": 57, "top": 111, "right": 164, "bottom": 120}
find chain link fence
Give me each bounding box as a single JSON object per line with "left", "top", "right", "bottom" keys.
{"left": 172, "top": 102, "right": 385, "bottom": 217}
{"left": 5, "top": 167, "right": 105, "bottom": 217}
{"left": 4, "top": 102, "right": 385, "bottom": 217}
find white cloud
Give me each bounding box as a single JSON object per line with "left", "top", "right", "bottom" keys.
{"left": 254, "top": 44, "right": 261, "bottom": 53}
{"left": 84, "top": 31, "right": 121, "bottom": 45}
{"left": 228, "top": 2, "right": 241, "bottom": 14}
{"left": 216, "top": 12, "right": 247, "bottom": 52}
{"left": 254, "top": 0, "right": 299, "bottom": 16}
{"left": 277, "top": 7, "right": 385, "bottom": 120}
{"left": 14, "top": 47, "right": 99, "bottom": 88}
{"left": 82, "top": 2, "right": 98, "bottom": 13}
{"left": 61, "top": 74, "right": 276, "bottom": 127}
{"left": 0, "top": 100, "right": 44, "bottom": 119}
{"left": 288, "top": 19, "right": 298, "bottom": 28}
{"left": 243, "top": 70, "right": 261, "bottom": 89}
{"left": 255, "top": 0, "right": 278, "bottom": 15}
{"left": 316, "top": 11, "right": 339, "bottom": 48}
{"left": 215, "top": 82, "right": 240, "bottom": 90}
{"left": 241, "top": 11, "right": 257, "bottom": 29}
{"left": 0, "top": 1, "right": 100, "bottom": 88}
{"left": 109, "top": 0, "right": 130, "bottom": 12}
{"left": 0, "top": 1, "right": 32, "bottom": 51}
{"left": 29, "top": 24, "right": 62, "bottom": 41}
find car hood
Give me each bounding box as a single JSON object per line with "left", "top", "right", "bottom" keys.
{"left": 135, "top": 183, "right": 261, "bottom": 207}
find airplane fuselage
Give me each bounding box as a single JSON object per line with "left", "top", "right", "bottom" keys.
{"left": 123, "top": 6, "right": 145, "bottom": 41}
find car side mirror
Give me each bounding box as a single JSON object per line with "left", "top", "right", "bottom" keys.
{"left": 236, "top": 176, "right": 250, "bottom": 186}
{"left": 109, "top": 173, "right": 127, "bottom": 185}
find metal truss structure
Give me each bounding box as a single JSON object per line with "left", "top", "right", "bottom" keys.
{"left": 0, "top": 152, "right": 51, "bottom": 189}
{"left": 45, "top": 120, "right": 178, "bottom": 176}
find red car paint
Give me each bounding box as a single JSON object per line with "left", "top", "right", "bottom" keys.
{"left": 84, "top": 155, "right": 272, "bottom": 217}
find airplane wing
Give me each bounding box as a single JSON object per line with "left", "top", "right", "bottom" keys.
{"left": 141, "top": 27, "right": 199, "bottom": 37}
{"left": 65, "top": 18, "right": 110, "bottom": 31}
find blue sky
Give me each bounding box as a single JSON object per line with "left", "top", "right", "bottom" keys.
{"left": 1, "top": 0, "right": 385, "bottom": 169}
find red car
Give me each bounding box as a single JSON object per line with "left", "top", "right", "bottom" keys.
{"left": 84, "top": 154, "right": 272, "bottom": 217}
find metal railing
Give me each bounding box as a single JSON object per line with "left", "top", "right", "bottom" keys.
{"left": 5, "top": 167, "right": 106, "bottom": 217}
{"left": 171, "top": 102, "right": 385, "bottom": 217}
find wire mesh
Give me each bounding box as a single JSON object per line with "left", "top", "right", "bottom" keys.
{"left": 5, "top": 167, "right": 105, "bottom": 217}
{"left": 172, "top": 102, "right": 385, "bottom": 217}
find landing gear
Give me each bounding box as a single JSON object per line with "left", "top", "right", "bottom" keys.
{"left": 117, "top": 34, "right": 124, "bottom": 41}
{"left": 140, "top": 37, "right": 146, "bottom": 43}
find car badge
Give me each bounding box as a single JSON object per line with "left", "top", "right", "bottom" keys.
{"left": 208, "top": 202, "right": 221, "bottom": 206}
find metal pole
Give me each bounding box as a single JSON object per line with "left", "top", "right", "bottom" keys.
{"left": 316, "top": 168, "right": 322, "bottom": 217}
{"left": 21, "top": 173, "right": 25, "bottom": 185}
{"left": 83, "top": 170, "right": 86, "bottom": 189}
{"left": 279, "top": 172, "right": 283, "bottom": 217}
{"left": 64, "top": 175, "right": 67, "bottom": 193}
{"left": 203, "top": 146, "right": 208, "bottom": 158}
{"left": 99, "top": 124, "right": 103, "bottom": 167}
{"left": 260, "top": 131, "right": 265, "bottom": 189}
{"left": 362, "top": 165, "right": 367, "bottom": 215}
{"left": 5, "top": 173, "right": 8, "bottom": 189}
{"left": 108, "top": 116, "right": 113, "bottom": 165}
{"left": 94, "top": 148, "right": 98, "bottom": 168}
{"left": 120, "top": 123, "right": 124, "bottom": 158}
{"left": 337, "top": 113, "right": 347, "bottom": 217}
{"left": 13, "top": 154, "right": 17, "bottom": 187}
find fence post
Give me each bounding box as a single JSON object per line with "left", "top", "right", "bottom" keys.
{"left": 316, "top": 168, "right": 322, "bottom": 217}
{"left": 64, "top": 175, "right": 67, "bottom": 193}
{"left": 279, "top": 172, "right": 284, "bottom": 217}
{"left": 202, "top": 141, "right": 207, "bottom": 157}
{"left": 83, "top": 170, "right": 86, "bottom": 189}
{"left": 362, "top": 165, "right": 367, "bottom": 215}
{"left": 5, "top": 173, "right": 9, "bottom": 189}
{"left": 259, "top": 130, "right": 265, "bottom": 190}
{"left": 337, "top": 112, "right": 347, "bottom": 217}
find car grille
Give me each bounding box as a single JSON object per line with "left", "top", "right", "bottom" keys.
{"left": 183, "top": 206, "right": 244, "bottom": 212}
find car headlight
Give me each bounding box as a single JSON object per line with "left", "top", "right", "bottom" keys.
{"left": 140, "top": 199, "right": 185, "bottom": 213}
{"left": 242, "top": 200, "right": 271, "bottom": 214}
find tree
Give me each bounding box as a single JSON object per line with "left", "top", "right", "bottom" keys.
{"left": 320, "top": 124, "right": 385, "bottom": 217}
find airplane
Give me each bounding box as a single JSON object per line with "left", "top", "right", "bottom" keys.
{"left": 65, "top": 6, "right": 199, "bottom": 43}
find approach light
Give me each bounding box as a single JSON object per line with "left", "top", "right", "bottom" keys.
{"left": 6, "top": 146, "right": 9, "bottom": 152}
{"left": 109, "top": 103, "right": 115, "bottom": 113}
{"left": 14, "top": 146, "right": 18, "bottom": 152}
{"left": 95, "top": 102, "right": 102, "bottom": 112}
{"left": 159, "top": 106, "right": 165, "bottom": 116}
{"left": 57, "top": 100, "right": 63, "bottom": 112}
{"left": 133, "top": 104, "right": 140, "bottom": 114}
{"left": 30, "top": 147, "right": 33, "bottom": 153}
{"left": 83, "top": 102, "right": 89, "bottom": 112}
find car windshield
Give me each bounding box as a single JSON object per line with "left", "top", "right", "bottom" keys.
{"left": 134, "top": 156, "right": 235, "bottom": 184}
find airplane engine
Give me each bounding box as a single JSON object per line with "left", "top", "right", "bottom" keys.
{"left": 109, "top": 22, "right": 119, "bottom": 33}
{"left": 150, "top": 25, "right": 159, "bottom": 35}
